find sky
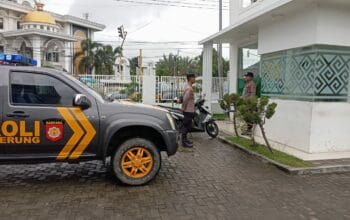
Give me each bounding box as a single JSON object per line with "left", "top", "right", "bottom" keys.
{"left": 41, "top": 0, "right": 230, "bottom": 63}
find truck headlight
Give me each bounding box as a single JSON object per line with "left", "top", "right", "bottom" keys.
{"left": 166, "top": 113, "right": 177, "bottom": 130}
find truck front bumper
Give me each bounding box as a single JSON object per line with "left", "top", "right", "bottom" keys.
{"left": 164, "top": 130, "right": 179, "bottom": 156}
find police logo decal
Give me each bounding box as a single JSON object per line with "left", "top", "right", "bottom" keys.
{"left": 44, "top": 120, "right": 64, "bottom": 142}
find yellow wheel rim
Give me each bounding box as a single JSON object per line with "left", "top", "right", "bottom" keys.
{"left": 121, "top": 147, "right": 154, "bottom": 179}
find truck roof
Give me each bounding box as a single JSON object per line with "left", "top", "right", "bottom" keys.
{"left": 0, "top": 66, "right": 67, "bottom": 75}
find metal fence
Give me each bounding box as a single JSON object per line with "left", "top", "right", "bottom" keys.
{"left": 77, "top": 74, "right": 142, "bottom": 101}
{"left": 156, "top": 76, "right": 187, "bottom": 103}
{"left": 212, "top": 77, "right": 229, "bottom": 100}
{"left": 76, "top": 74, "right": 228, "bottom": 103}
{"left": 155, "top": 76, "right": 228, "bottom": 103}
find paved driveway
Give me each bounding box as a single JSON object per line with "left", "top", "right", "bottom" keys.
{"left": 0, "top": 135, "right": 349, "bottom": 220}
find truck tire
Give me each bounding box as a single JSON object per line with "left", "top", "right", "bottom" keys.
{"left": 112, "top": 138, "right": 161, "bottom": 186}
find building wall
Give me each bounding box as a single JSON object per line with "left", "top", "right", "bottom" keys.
{"left": 1, "top": 2, "right": 103, "bottom": 71}
{"left": 316, "top": 2, "right": 350, "bottom": 48}
{"left": 255, "top": 99, "right": 350, "bottom": 160}
{"left": 258, "top": 1, "right": 350, "bottom": 54}
{"left": 310, "top": 102, "right": 350, "bottom": 153}
{"left": 260, "top": 45, "right": 350, "bottom": 101}
{"left": 256, "top": 99, "right": 312, "bottom": 154}
{"left": 258, "top": 3, "right": 317, "bottom": 54}
{"left": 249, "top": 1, "right": 350, "bottom": 160}
{"left": 230, "top": 0, "right": 293, "bottom": 25}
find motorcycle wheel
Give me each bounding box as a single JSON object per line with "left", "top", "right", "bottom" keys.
{"left": 206, "top": 121, "right": 219, "bottom": 138}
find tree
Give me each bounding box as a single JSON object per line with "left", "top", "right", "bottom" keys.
{"left": 156, "top": 53, "right": 197, "bottom": 76}
{"left": 177, "top": 56, "right": 196, "bottom": 75}
{"left": 219, "top": 93, "right": 242, "bottom": 137}
{"left": 129, "top": 57, "right": 139, "bottom": 75}
{"left": 95, "top": 45, "right": 122, "bottom": 75}
{"left": 74, "top": 38, "right": 122, "bottom": 75}
{"left": 238, "top": 97, "right": 277, "bottom": 152}
{"left": 155, "top": 49, "right": 229, "bottom": 76}
{"left": 193, "top": 48, "right": 229, "bottom": 77}
{"left": 74, "top": 38, "right": 102, "bottom": 74}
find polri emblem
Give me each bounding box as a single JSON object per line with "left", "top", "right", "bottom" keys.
{"left": 44, "top": 120, "right": 64, "bottom": 142}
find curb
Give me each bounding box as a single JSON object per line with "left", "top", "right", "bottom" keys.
{"left": 218, "top": 136, "right": 350, "bottom": 175}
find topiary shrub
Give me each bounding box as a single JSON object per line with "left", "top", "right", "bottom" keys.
{"left": 219, "top": 93, "right": 242, "bottom": 137}
{"left": 238, "top": 96, "right": 277, "bottom": 152}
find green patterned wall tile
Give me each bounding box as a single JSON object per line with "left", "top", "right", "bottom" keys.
{"left": 261, "top": 46, "right": 350, "bottom": 101}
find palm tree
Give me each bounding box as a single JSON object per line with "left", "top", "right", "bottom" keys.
{"left": 74, "top": 38, "right": 102, "bottom": 74}
{"left": 95, "top": 45, "right": 122, "bottom": 75}
{"left": 177, "top": 56, "right": 196, "bottom": 75}
{"left": 155, "top": 53, "right": 178, "bottom": 76}
{"left": 74, "top": 39, "right": 122, "bottom": 75}
{"left": 155, "top": 53, "right": 196, "bottom": 76}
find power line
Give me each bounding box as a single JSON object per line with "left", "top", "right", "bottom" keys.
{"left": 114, "top": 0, "right": 229, "bottom": 10}
{"left": 46, "top": 0, "right": 229, "bottom": 6}
{"left": 128, "top": 21, "right": 154, "bottom": 33}
{"left": 125, "top": 0, "right": 228, "bottom": 7}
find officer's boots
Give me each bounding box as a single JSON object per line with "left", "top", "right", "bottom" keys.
{"left": 182, "top": 134, "right": 193, "bottom": 148}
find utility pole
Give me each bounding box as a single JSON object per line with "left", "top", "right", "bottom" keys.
{"left": 218, "top": 0, "right": 224, "bottom": 98}
{"left": 139, "top": 49, "right": 143, "bottom": 76}
{"left": 173, "top": 52, "right": 176, "bottom": 77}
{"left": 177, "top": 49, "right": 180, "bottom": 76}
{"left": 118, "top": 25, "right": 127, "bottom": 77}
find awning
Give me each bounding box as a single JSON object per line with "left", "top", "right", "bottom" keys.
{"left": 199, "top": 0, "right": 294, "bottom": 44}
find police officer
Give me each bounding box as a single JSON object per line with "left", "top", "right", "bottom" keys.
{"left": 243, "top": 72, "right": 256, "bottom": 98}
{"left": 181, "top": 73, "right": 196, "bottom": 148}
{"left": 242, "top": 72, "right": 257, "bottom": 135}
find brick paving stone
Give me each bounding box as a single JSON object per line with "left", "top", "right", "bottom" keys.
{"left": 0, "top": 134, "right": 349, "bottom": 220}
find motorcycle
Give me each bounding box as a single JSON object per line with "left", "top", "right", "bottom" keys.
{"left": 160, "top": 98, "right": 219, "bottom": 138}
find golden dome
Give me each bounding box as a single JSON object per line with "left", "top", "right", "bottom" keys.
{"left": 22, "top": 2, "right": 56, "bottom": 25}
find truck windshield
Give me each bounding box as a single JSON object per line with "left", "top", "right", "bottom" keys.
{"left": 63, "top": 73, "right": 106, "bottom": 102}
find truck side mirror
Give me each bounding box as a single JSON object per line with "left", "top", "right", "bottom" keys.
{"left": 73, "top": 94, "right": 91, "bottom": 110}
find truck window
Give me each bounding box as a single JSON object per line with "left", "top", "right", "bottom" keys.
{"left": 10, "top": 72, "right": 77, "bottom": 106}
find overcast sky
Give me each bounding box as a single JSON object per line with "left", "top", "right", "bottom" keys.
{"left": 41, "top": 0, "right": 230, "bottom": 63}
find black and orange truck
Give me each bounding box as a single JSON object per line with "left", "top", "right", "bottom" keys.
{"left": 0, "top": 66, "right": 179, "bottom": 185}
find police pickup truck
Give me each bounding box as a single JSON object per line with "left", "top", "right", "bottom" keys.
{"left": 0, "top": 66, "right": 178, "bottom": 185}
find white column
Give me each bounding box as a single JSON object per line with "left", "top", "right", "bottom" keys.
{"left": 202, "top": 42, "right": 213, "bottom": 110}
{"left": 64, "top": 42, "right": 71, "bottom": 72}
{"left": 31, "top": 36, "right": 42, "bottom": 67}
{"left": 142, "top": 74, "right": 156, "bottom": 105}
{"left": 229, "top": 42, "right": 239, "bottom": 93}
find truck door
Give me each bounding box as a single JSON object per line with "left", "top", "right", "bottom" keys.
{"left": 2, "top": 70, "right": 99, "bottom": 160}
{"left": 0, "top": 81, "right": 3, "bottom": 156}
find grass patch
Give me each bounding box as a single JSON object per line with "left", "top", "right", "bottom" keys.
{"left": 226, "top": 136, "right": 313, "bottom": 168}
{"left": 212, "top": 113, "right": 229, "bottom": 120}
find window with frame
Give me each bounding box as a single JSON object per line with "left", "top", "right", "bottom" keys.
{"left": 0, "top": 45, "right": 4, "bottom": 53}
{"left": 11, "top": 72, "right": 77, "bottom": 106}
{"left": 46, "top": 52, "right": 59, "bottom": 62}
{"left": 0, "top": 18, "right": 4, "bottom": 29}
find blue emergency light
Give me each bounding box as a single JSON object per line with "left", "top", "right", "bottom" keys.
{"left": 0, "top": 53, "right": 37, "bottom": 66}
{"left": 31, "top": 59, "right": 38, "bottom": 66}
{"left": 5, "top": 54, "right": 12, "bottom": 62}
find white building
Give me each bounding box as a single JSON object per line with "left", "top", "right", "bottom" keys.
{"left": 201, "top": 0, "right": 350, "bottom": 160}
{"left": 115, "top": 56, "right": 131, "bottom": 83}
{"left": 0, "top": 0, "right": 104, "bottom": 73}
